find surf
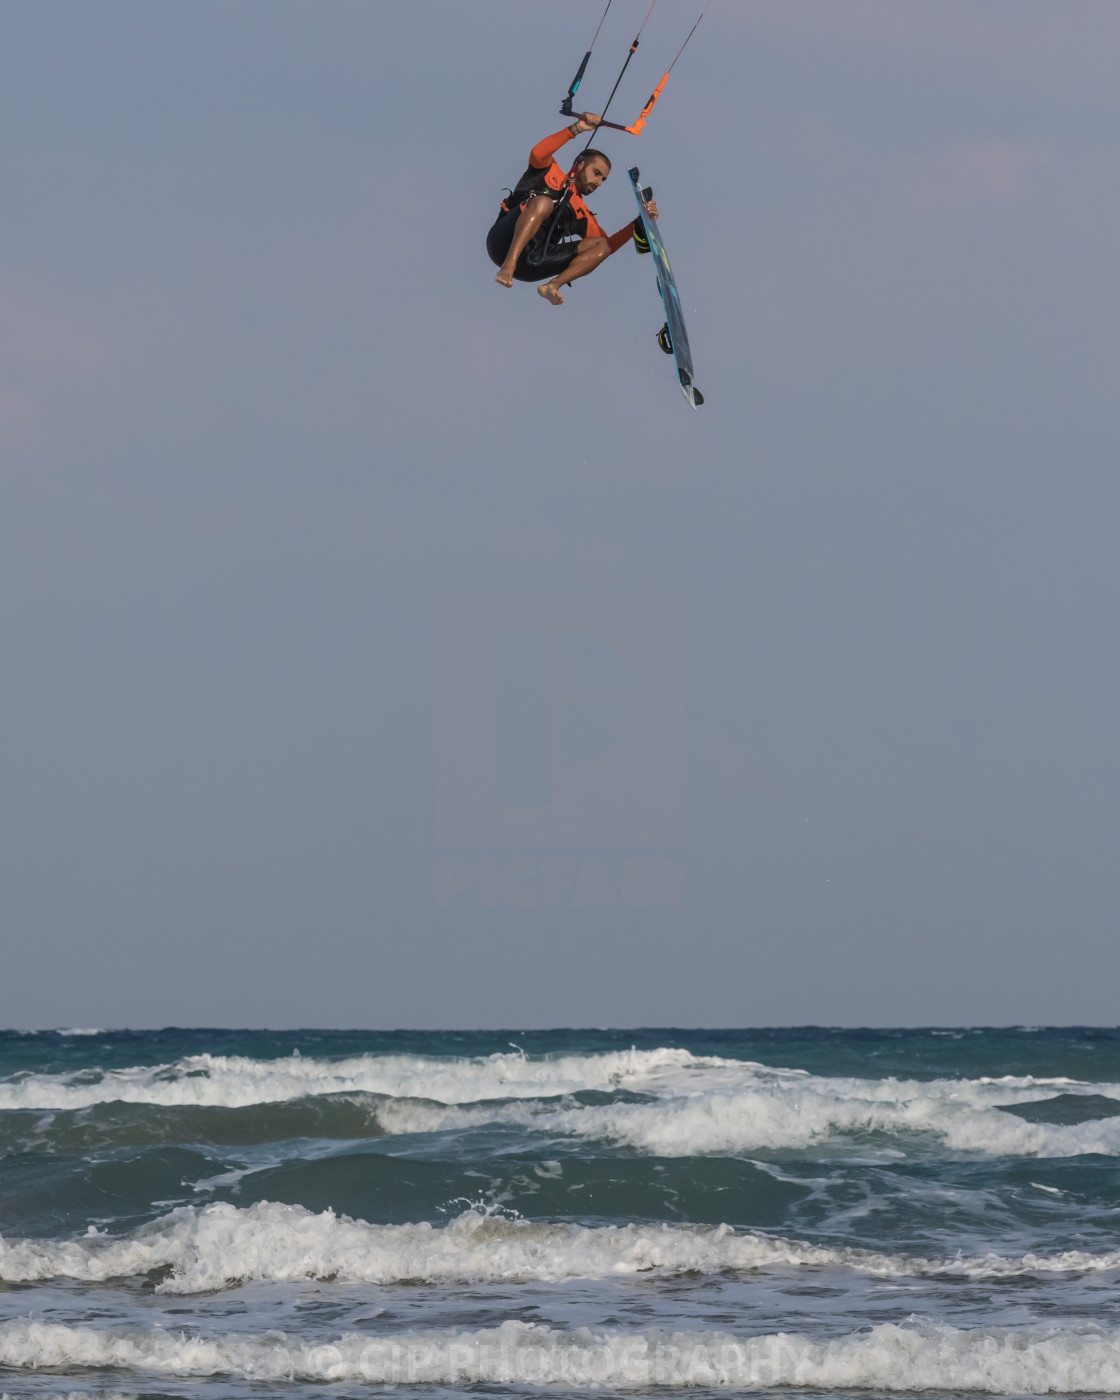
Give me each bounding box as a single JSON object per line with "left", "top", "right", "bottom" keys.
{"left": 5, "top": 1201, "right": 1120, "bottom": 1293}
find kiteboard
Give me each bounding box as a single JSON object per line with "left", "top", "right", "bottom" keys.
{"left": 629, "top": 167, "right": 703, "bottom": 409}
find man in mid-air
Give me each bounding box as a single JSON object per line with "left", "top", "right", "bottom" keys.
{"left": 488, "top": 111, "right": 657, "bottom": 306}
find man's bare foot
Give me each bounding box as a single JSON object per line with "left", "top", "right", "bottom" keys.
{"left": 495, "top": 267, "right": 515, "bottom": 287}
{"left": 538, "top": 282, "right": 565, "bottom": 306}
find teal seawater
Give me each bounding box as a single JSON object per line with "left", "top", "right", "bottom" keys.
{"left": 7, "top": 1024, "right": 1120, "bottom": 1077}
{"left": 1, "top": 1027, "right": 1120, "bottom": 1399}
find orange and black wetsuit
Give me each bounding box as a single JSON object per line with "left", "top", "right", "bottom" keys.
{"left": 486, "top": 127, "right": 643, "bottom": 283}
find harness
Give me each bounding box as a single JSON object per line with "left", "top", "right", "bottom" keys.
{"left": 499, "top": 162, "right": 590, "bottom": 267}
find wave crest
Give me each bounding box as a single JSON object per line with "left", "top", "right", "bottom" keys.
{"left": 2, "top": 1316, "right": 1120, "bottom": 1390}
{"left": 4, "top": 1047, "right": 1120, "bottom": 1159}
{"left": 2, "top": 1202, "right": 1118, "bottom": 1293}
{"left": 0, "top": 1046, "right": 712, "bottom": 1112}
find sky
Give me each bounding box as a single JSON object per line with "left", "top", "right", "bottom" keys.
{"left": 2, "top": 1, "right": 1119, "bottom": 1030}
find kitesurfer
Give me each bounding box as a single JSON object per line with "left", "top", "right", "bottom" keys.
{"left": 489, "top": 112, "right": 657, "bottom": 306}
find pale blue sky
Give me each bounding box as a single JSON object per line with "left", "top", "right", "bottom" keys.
{"left": 2, "top": 2, "right": 1119, "bottom": 1028}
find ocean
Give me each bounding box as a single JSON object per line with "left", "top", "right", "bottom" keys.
{"left": 2, "top": 1027, "right": 1120, "bottom": 1398}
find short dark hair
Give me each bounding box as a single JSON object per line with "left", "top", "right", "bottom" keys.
{"left": 578, "top": 148, "right": 612, "bottom": 170}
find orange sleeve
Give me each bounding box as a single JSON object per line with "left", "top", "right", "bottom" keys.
{"left": 606, "top": 221, "right": 638, "bottom": 254}
{"left": 581, "top": 213, "right": 638, "bottom": 254}
{"left": 529, "top": 128, "right": 575, "bottom": 169}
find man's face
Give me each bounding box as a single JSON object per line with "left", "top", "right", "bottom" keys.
{"left": 575, "top": 157, "right": 610, "bottom": 195}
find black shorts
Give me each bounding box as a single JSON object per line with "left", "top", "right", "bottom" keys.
{"left": 486, "top": 205, "right": 579, "bottom": 283}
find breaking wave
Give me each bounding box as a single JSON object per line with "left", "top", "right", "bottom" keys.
{"left": 2, "top": 1315, "right": 1120, "bottom": 1390}
{"left": 0, "top": 1046, "right": 708, "bottom": 1112}
{"left": 2, "top": 1202, "right": 1119, "bottom": 1293}
{"left": 374, "top": 1073, "right": 1120, "bottom": 1159}
{"left": 4, "top": 1046, "right": 1120, "bottom": 1159}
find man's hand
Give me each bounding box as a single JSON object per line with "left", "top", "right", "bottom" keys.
{"left": 572, "top": 112, "right": 602, "bottom": 134}
{"left": 647, "top": 199, "right": 660, "bottom": 220}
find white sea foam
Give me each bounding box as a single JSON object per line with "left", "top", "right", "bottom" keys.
{"left": 0, "top": 1046, "right": 713, "bottom": 1112}
{"left": 2, "top": 1202, "right": 1119, "bottom": 1293}
{"left": 527, "top": 1079, "right": 1120, "bottom": 1158}
{"left": 381, "top": 1069, "right": 1120, "bottom": 1159}
{"left": 4, "top": 1048, "right": 1120, "bottom": 1158}
{"left": 2, "top": 1316, "right": 1120, "bottom": 1390}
